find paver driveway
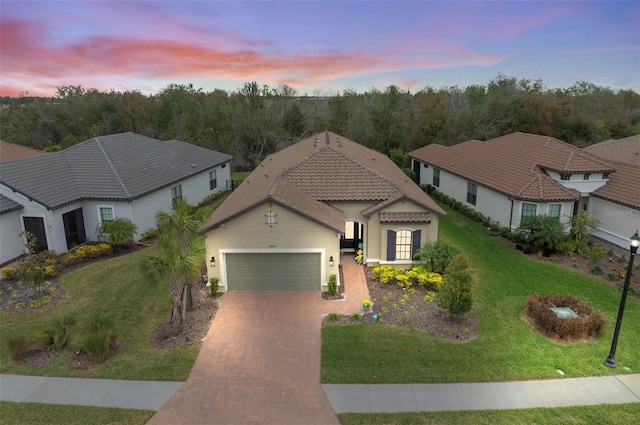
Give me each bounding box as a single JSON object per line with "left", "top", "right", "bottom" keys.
{"left": 147, "top": 291, "right": 341, "bottom": 425}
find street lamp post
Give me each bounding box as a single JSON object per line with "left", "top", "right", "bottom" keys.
{"left": 604, "top": 230, "right": 640, "bottom": 369}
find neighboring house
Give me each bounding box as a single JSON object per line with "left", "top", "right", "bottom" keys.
{"left": 0, "top": 141, "right": 47, "bottom": 161}
{"left": 409, "top": 132, "right": 616, "bottom": 233}
{"left": 0, "top": 141, "right": 48, "bottom": 264}
{"left": 202, "top": 131, "right": 445, "bottom": 292}
{"left": 584, "top": 135, "right": 640, "bottom": 247}
{"left": 0, "top": 133, "right": 232, "bottom": 265}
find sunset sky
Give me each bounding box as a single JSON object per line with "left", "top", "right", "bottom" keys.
{"left": 1, "top": 1, "right": 638, "bottom": 97}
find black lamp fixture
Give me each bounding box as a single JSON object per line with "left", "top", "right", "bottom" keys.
{"left": 329, "top": 256, "right": 334, "bottom": 267}
{"left": 604, "top": 230, "right": 639, "bottom": 368}
{"left": 210, "top": 256, "right": 216, "bottom": 267}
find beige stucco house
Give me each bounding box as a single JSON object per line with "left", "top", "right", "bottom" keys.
{"left": 202, "top": 131, "right": 445, "bottom": 292}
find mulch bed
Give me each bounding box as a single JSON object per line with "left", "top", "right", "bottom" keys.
{"left": 321, "top": 264, "right": 346, "bottom": 301}
{"left": 150, "top": 283, "right": 221, "bottom": 350}
{"left": 322, "top": 265, "right": 478, "bottom": 343}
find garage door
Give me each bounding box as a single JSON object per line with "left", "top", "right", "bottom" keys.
{"left": 225, "top": 253, "right": 321, "bottom": 290}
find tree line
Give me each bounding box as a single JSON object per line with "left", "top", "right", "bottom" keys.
{"left": 1, "top": 75, "right": 638, "bottom": 169}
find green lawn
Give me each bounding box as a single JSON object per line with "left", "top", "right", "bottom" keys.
{"left": 338, "top": 403, "right": 640, "bottom": 425}
{"left": 0, "top": 246, "right": 198, "bottom": 381}
{"left": 322, "top": 205, "right": 640, "bottom": 383}
{"left": 0, "top": 401, "right": 154, "bottom": 425}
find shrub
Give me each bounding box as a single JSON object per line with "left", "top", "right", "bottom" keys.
{"left": 557, "top": 239, "right": 576, "bottom": 254}
{"left": 591, "top": 265, "right": 603, "bottom": 275}
{"left": 82, "top": 330, "right": 116, "bottom": 364}
{"left": 96, "top": 217, "right": 138, "bottom": 248}
{"left": 607, "top": 273, "right": 619, "bottom": 281}
{"left": 6, "top": 332, "right": 29, "bottom": 362}
{"left": 208, "top": 277, "right": 219, "bottom": 297}
{"left": 414, "top": 269, "right": 443, "bottom": 289}
{"left": 82, "top": 314, "right": 117, "bottom": 364}
{"left": 43, "top": 315, "right": 76, "bottom": 351}
{"left": 413, "top": 241, "right": 461, "bottom": 274}
{"left": 518, "top": 215, "right": 565, "bottom": 250}
{"left": 2, "top": 267, "right": 17, "bottom": 281}
{"left": 350, "top": 313, "right": 362, "bottom": 321}
{"left": 139, "top": 228, "right": 160, "bottom": 244}
{"left": 16, "top": 263, "right": 47, "bottom": 285}
{"left": 327, "top": 313, "right": 340, "bottom": 322}
{"left": 355, "top": 249, "right": 364, "bottom": 265}
{"left": 569, "top": 210, "right": 600, "bottom": 245}
{"left": 328, "top": 274, "right": 337, "bottom": 296}
{"left": 61, "top": 243, "right": 112, "bottom": 265}
{"left": 590, "top": 245, "right": 605, "bottom": 264}
{"left": 525, "top": 295, "right": 606, "bottom": 341}
{"left": 437, "top": 254, "right": 473, "bottom": 315}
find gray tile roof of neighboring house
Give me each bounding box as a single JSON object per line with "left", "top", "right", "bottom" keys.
{"left": 204, "top": 131, "right": 445, "bottom": 234}
{"left": 0, "top": 194, "right": 23, "bottom": 215}
{"left": 0, "top": 141, "right": 47, "bottom": 161}
{"left": 585, "top": 135, "right": 640, "bottom": 209}
{"left": 409, "top": 132, "right": 615, "bottom": 202}
{"left": 0, "top": 133, "right": 233, "bottom": 210}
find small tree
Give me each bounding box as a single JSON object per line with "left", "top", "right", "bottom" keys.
{"left": 437, "top": 254, "right": 473, "bottom": 315}
{"left": 570, "top": 210, "right": 600, "bottom": 245}
{"left": 96, "top": 218, "right": 138, "bottom": 249}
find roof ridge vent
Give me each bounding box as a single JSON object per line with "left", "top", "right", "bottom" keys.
{"left": 335, "top": 137, "right": 342, "bottom": 147}
{"left": 314, "top": 137, "right": 320, "bottom": 147}
{"left": 326, "top": 132, "right": 330, "bottom": 146}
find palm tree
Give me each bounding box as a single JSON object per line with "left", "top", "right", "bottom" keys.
{"left": 96, "top": 218, "right": 138, "bottom": 249}
{"left": 139, "top": 198, "right": 213, "bottom": 323}
{"left": 519, "top": 214, "right": 565, "bottom": 251}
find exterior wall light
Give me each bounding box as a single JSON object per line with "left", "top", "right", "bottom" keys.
{"left": 604, "top": 230, "right": 639, "bottom": 368}
{"left": 329, "top": 256, "right": 334, "bottom": 267}
{"left": 265, "top": 210, "right": 278, "bottom": 227}
{"left": 210, "top": 257, "right": 216, "bottom": 267}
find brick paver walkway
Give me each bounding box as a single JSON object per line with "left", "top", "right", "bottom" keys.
{"left": 148, "top": 255, "right": 369, "bottom": 425}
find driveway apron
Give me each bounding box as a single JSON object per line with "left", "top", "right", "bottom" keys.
{"left": 148, "top": 291, "right": 340, "bottom": 425}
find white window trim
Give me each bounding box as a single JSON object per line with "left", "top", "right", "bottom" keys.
{"left": 547, "top": 203, "right": 562, "bottom": 218}
{"left": 520, "top": 202, "right": 538, "bottom": 219}
{"left": 97, "top": 205, "right": 115, "bottom": 224}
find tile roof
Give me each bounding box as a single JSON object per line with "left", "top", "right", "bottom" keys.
{"left": 409, "top": 132, "right": 615, "bottom": 202}
{"left": 0, "top": 194, "right": 23, "bottom": 215}
{"left": 204, "top": 131, "right": 445, "bottom": 234}
{"left": 379, "top": 212, "right": 431, "bottom": 223}
{"left": 0, "top": 141, "right": 47, "bottom": 161}
{"left": 0, "top": 133, "right": 233, "bottom": 210}
{"left": 585, "top": 135, "right": 640, "bottom": 209}
{"left": 584, "top": 135, "right": 640, "bottom": 167}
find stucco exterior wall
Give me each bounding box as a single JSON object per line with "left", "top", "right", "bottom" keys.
{"left": 0, "top": 164, "right": 230, "bottom": 264}
{"left": 0, "top": 209, "right": 25, "bottom": 266}
{"left": 589, "top": 197, "right": 640, "bottom": 248}
{"left": 414, "top": 161, "right": 577, "bottom": 230}
{"left": 204, "top": 202, "right": 340, "bottom": 292}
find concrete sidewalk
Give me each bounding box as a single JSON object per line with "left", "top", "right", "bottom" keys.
{"left": 1, "top": 373, "right": 638, "bottom": 414}
{"left": 0, "top": 374, "right": 183, "bottom": 411}
{"left": 324, "top": 374, "right": 640, "bottom": 413}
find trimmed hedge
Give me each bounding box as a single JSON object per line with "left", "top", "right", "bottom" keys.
{"left": 525, "top": 295, "right": 606, "bottom": 341}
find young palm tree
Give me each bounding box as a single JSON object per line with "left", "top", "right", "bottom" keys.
{"left": 139, "top": 198, "right": 213, "bottom": 323}
{"left": 96, "top": 218, "right": 138, "bottom": 249}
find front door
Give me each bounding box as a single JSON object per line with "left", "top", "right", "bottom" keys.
{"left": 413, "top": 159, "right": 421, "bottom": 183}
{"left": 22, "top": 217, "right": 49, "bottom": 252}
{"left": 340, "top": 221, "right": 364, "bottom": 251}
{"left": 63, "top": 208, "right": 87, "bottom": 249}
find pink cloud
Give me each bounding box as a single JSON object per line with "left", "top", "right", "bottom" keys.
{"left": 0, "top": 11, "right": 505, "bottom": 97}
